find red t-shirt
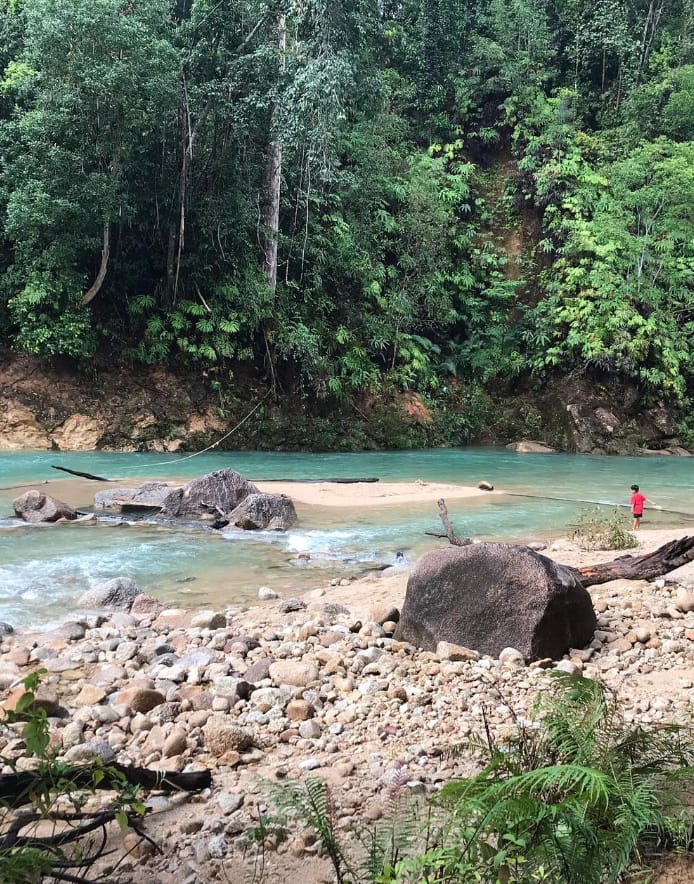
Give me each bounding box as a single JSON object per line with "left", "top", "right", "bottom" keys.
{"left": 630, "top": 492, "right": 647, "bottom": 515}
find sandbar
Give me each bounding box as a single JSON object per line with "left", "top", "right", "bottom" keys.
{"left": 255, "top": 479, "right": 493, "bottom": 508}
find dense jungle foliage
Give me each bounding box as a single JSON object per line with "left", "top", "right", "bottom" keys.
{"left": 0, "top": 1, "right": 692, "bottom": 417}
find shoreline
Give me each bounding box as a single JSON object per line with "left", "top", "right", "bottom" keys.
{"left": 1, "top": 523, "right": 693, "bottom": 883}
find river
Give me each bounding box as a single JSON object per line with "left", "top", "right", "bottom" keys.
{"left": 1, "top": 448, "right": 693, "bottom": 628}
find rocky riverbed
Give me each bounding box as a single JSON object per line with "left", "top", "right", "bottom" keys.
{"left": 1, "top": 537, "right": 694, "bottom": 884}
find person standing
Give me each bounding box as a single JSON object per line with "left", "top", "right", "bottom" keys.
{"left": 629, "top": 484, "right": 659, "bottom": 530}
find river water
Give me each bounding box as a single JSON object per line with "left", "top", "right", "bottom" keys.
{"left": 1, "top": 448, "right": 693, "bottom": 628}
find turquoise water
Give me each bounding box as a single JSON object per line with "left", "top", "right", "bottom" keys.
{"left": 1, "top": 448, "right": 693, "bottom": 628}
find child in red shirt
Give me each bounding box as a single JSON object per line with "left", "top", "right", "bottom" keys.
{"left": 630, "top": 484, "right": 658, "bottom": 530}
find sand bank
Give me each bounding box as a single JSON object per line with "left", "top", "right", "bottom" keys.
{"left": 255, "top": 479, "right": 493, "bottom": 508}
{"left": 1, "top": 477, "right": 493, "bottom": 511}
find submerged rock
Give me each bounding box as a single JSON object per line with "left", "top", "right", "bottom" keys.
{"left": 79, "top": 577, "right": 142, "bottom": 611}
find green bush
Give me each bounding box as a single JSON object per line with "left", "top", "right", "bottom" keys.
{"left": 571, "top": 507, "right": 639, "bottom": 551}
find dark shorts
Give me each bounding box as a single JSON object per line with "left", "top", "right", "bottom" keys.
{"left": 633, "top": 513, "right": 643, "bottom": 520}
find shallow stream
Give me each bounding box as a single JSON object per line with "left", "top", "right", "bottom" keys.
{"left": 1, "top": 448, "right": 693, "bottom": 628}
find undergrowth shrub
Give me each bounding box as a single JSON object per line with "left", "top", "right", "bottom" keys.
{"left": 0, "top": 670, "right": 147, "bottom": 883}
{"left": 571, "top": 506, "right": 639, "bottom": 551}
{"left": 259, "top": 673, "right": 694, "bottom": 883}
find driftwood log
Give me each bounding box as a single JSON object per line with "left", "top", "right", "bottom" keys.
{"left": 576, "top": 535, "right": 694, "bottom": 587}
{"left": 51, "top": 465, "right": 112, "bottom": 482}
{"left": 0, "top": 764, "right": 212, "bottom": 880}
{"left": 0, "top": 763, "right": 211, "bottom": 809}
{"left": 259, "top": 476, "right": 379, "bottom": 483}
{"left": 436, "top": 498, "right": 472, "bottom": 547}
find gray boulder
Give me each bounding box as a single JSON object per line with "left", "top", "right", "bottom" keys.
{"left": 394, "top": 543, "right": 595, "bottom": 661}
{"left": 13, "top": 490, "right": 78, "bottom": 522}
{"left": 79, "top": 577, "right": 142, "bottom": 611}
{"left": 94, "top": 482, "right": 172, "bottom": 511}
{"left": 505, "top": 440, "right": 556, "bottom": 453}
{"left": 226, "top": 493, "right": 297, "bottom": 530}
{"left": 160, "top": 468, "right": 259, "bottom": 519}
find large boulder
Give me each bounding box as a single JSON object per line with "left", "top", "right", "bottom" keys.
{"left": 160, "top": 468, "right": 259, "bottom": 519}
{"left": 226, "top": 493, "right": 297, "bottom": 530}
{"left": 13, "top": 490, "right": 78, "bottom": 523}
{"left": 394, "top": 543, "right": 595, "bottom": 661}
{"left": 94, "top": 482, "right": 172, "bottom": 511}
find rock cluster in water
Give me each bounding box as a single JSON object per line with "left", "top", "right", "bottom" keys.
{"left": 0, "top": 573, "right": 693, "bottom": 883}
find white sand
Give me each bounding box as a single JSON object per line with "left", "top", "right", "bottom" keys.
{"left": 255, "top": 479, "right": 492, "bottom": 507}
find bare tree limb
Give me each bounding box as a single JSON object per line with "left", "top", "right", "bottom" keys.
{"left": 437, "top": 498, "right": 472, "bottom": 547}
{"left": 576, "top": 536, "right": 694, "bottom": 587}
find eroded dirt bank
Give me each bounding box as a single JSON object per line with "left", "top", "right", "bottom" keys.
{"left": 1, "top": 353, "right": 691, "bottom": 454}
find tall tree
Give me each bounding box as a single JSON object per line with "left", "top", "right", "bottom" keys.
{"left": 1, "top": 0, "right": 179, "bottom": 354}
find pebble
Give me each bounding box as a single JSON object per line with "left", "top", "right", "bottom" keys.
{"left": 1, "top": 561, "right": 692, "bottom": 884}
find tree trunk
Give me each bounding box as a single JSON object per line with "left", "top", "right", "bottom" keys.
{"left": 262, "top": 14, "right": 286, "bottom": 293}
{"left": 81, "top": 221, "right": 111, "bottom": 305}
{"left": 81, "top": 153, "right": 121, "bottom": 306}
{"left": 576, "top": 536, "right": 694, "bottom": 587}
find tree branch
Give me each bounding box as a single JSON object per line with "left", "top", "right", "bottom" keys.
{"left": 437, "top": 498, "right": 472, "bottom": 547}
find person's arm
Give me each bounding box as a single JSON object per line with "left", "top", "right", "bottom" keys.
{"left": 645, "top": 496, "right": 662, "bottom": 509}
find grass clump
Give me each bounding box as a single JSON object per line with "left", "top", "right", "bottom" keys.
{"left": 571, "top": 506, "right": 639, "bottom": 551}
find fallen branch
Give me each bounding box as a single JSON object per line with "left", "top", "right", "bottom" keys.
{"left": 0, "top": 763, "right": 211, "bottom": 808}
{"left": 259, "top": 476, "right": 379, "bottom": 484}
{"left": 51, "top": 466, "right": 113, "bottom": 482}
{"left": 576, "top": 536, "right": 694, "bottom": 587}
{"left": 437, "top": 498, "right": 472, "bottom": 547}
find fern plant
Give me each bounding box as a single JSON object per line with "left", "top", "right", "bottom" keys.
{"left": 263, "top": 769, "right": 424, "bottom": 884}
{"left": 266, "top": 675, "right": 694, "bottom": 884}
{"left": 427, "top": 674, "right": 694, "bottom": 883}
